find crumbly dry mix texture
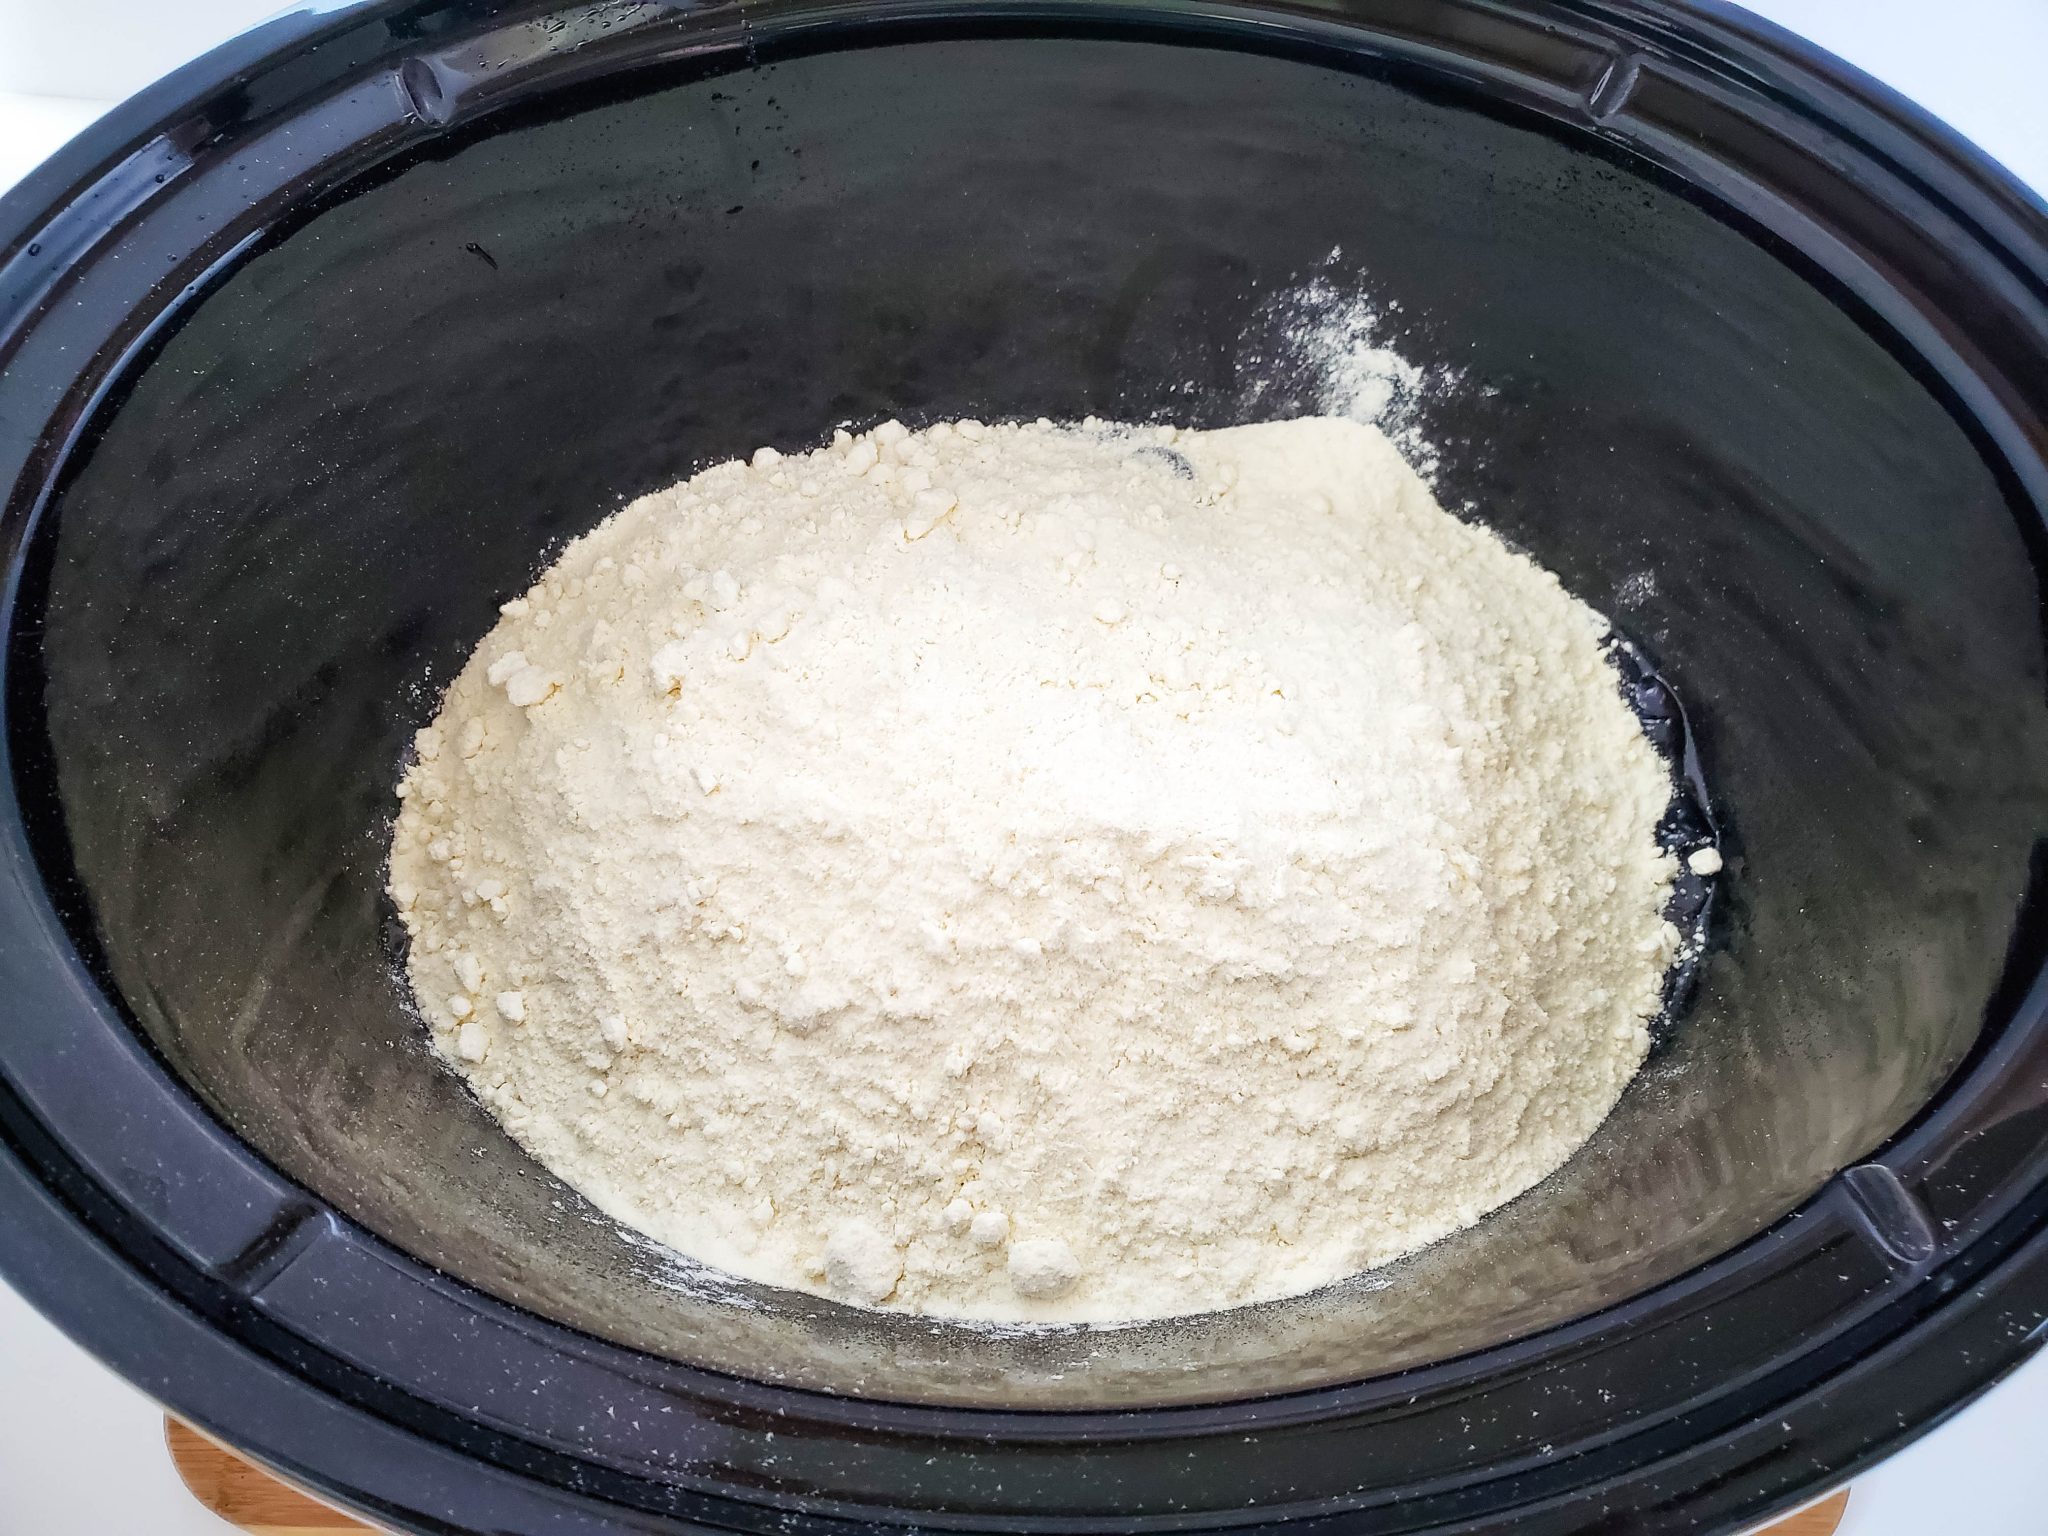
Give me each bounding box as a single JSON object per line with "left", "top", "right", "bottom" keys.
{"left": 389, "top": 415, "right": 1678, "bottom": 1323}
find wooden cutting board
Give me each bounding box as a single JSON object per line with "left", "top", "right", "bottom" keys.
{"left": 167, "top": 1418, "right": 1853, "bottom": 1534}
{"left": 167, "top": 1421, "right": 390, "bottom": 1534}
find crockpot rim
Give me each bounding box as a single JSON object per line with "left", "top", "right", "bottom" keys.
{"left": 3, "top": 2, "right": 2047, "bottom": 1533}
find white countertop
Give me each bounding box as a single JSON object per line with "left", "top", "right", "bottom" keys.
{"left": 3, "top": 3, "right": 2045, "bottom": 1533}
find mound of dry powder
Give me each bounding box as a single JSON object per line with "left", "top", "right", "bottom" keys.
{"left": 389, "top": 416, "right": 1678, "bottom": 1322}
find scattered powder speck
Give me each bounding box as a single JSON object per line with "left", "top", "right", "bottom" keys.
{"left": 1618, "top": 570, "right": 1660, "bottom": 608}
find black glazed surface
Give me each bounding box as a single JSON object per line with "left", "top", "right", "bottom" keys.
{"left": 21, "top": 31, "right": 2046, "bottom": 1405}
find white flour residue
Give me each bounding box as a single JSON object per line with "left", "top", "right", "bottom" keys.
{"left": 1239, "top": 255, "right": 1458, "bottom": 481}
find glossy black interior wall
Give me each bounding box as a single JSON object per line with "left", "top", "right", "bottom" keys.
{"left": 23, "top": 34, "right": 2048, "bottom": 1405}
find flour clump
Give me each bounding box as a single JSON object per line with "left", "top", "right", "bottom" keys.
{"left": 389, "top": 415, "right": 1678, "bottom": 1323}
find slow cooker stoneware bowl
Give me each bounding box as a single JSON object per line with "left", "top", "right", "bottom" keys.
{"left": 4, "top": 2, "right": 2048, "bottom": 1532}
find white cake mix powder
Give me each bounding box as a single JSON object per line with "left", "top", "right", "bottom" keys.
{"left": 388, "top": 413, "right": 1677, "bottom": 1322}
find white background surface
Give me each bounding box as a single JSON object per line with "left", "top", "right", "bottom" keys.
{"left": 2, "top": 3, "right": 2045, "bottom": 1533}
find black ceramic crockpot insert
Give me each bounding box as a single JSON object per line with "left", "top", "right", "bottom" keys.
{"left": 2, "top": 2, "right": 2047, "bottom": 1534}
